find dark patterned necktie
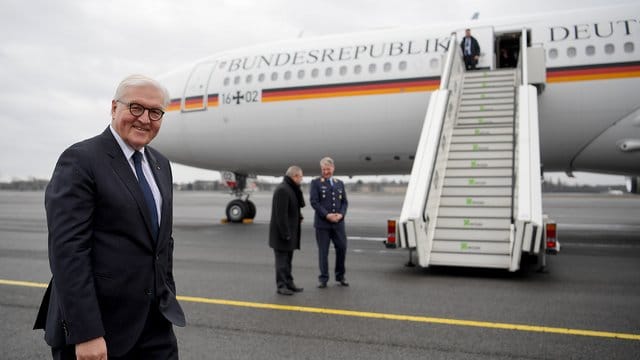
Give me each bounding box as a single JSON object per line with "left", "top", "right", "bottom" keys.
{"left": 132, "top": 151, "right": 159, "bottom": 241}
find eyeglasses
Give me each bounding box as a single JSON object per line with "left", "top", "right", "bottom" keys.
{"left": 116, "top": 100, "right": 165, "bottom": 121}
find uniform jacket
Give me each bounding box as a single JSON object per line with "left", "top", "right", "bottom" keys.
{"left": 33, "top": 128, "right": 185, "bottom": 356}
{"left": 269, "top": 177, "right": 304, "bottom": 251}
{"left": 310, "top": 177, "right": 348, "bottom": 229}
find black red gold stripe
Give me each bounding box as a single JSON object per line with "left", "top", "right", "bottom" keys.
{"left": 207, "top": 93, "right": 219, "bottom": 107}
{"left": 167, "top": 94, "right": 219, "bottom": 111}
{"left": 261, "top": 76, "right": 440, "bottom": 102}
{"left": 547, "top": 61, "right": 640, "bottom": 83}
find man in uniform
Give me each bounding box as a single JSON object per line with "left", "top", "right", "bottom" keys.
{"left": 310, "top": 157, "right": 349, "bottom": 288}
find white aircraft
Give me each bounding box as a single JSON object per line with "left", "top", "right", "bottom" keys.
{"left": 153, "top": 3, "right": 640, "bottom": 221}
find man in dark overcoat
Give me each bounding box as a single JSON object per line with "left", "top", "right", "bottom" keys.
{"left": 269, "top": 165, "right": 305, "bottom": 295}
{"left": 461, "top": 28, "right": 481, "bottom": 70}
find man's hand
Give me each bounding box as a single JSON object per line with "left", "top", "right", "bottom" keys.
{"left": 325, "top": 213, "right": 343, "bottom": 223}
{"left": 75, "top": 336, "right": 107, "bottom": 360}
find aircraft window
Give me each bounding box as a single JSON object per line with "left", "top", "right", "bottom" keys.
{"left": 298, "top": 69, "right": 305, "bottom": 79}
{"left": 339, "top": 65, "right": 348, "bottom": 76}
{"left": 284, "top": 70, "right": 292, "bottom": 80}
{"left": 430, "top": 58, "right": 439, "bottom": 69}
{"left": 624, "top": 42, "right": 634, "bottom": 53}
{"left": 311, "top": 68, "right": 319, "bottom": 78}
{"left": 223, "top": 77, "right": 230, "bottom": 86}
{"left": 368, "top": 63, "right": 376, "bottom": 73}
{"left": 246, "top": 74, "right": 253, "bottom": 84}
{"left": 271, "top": 72, "right": 278, "bottom": 81}
{"left": 354, "top": 64, "right": 362, "bottom": 74}
{"left": 548, "top": 48, "right": 558, "bottom": 59}
{"left": 325, "top": 67, "right": 333, "bottom": 77}
{"left": 567, "top": 47, "right": 577, "bottom": 58}
{"left": 258, "top": 73, "right": 265, "bottom": 82}
{"left": 383, "top": 62, "right": 392, "bottom": 72}
{"left": 234, "top": 75, "right": 241, "bottom": 84}
{"left": 585, "top": 45, "right": 595, "bottom": 56}
{"left": 399, "top": 61, "right": 407, "bottom": 71}
{"left": 604, "top": 43, "right": 614, "bottom": 55}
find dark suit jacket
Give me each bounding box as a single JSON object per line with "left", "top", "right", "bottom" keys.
{"left": 269, "top": 179, "right": 302, "bottom": 251}
{"left": 309, "top": 177, "right": 348, "bottom": 229}
{"left": 33, "top": 127, "right": 185, "bottom": 356}
{"left": 460, "top": 35, "right": 481, "bottom": 57}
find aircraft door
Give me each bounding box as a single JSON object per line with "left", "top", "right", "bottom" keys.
{"left": 182, "top": 62, "right": 216, "bottom": 112}
{"left": 457, "top": 26, "right": 495, "bottom": 70}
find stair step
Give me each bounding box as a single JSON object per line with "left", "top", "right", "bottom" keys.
{"left": 431, "top": 240, "right": 511, "bottom": 254}
{"left": 440, "top": 195, "right": 512, "bottom": 206}
{"left": 462, "top": 92, "right": 515, "bottom": 100}
{"left": 438, "top": 206, "right": 511, "bottom": 217}
{"left": 445, "top": 168, "right": 513, "bottom": 177}
{"left": 433, "top": 228, "right": 510, "bottom": 241}
{"left": 447, "top": 159, "right": 513, "bottom": 168}
{"left": 428, "top": 252, "right": 511, "bottom": 268}
{"left": 448, "top": 151, "right": 512, "bottom": 160}
{"left": 437, "top": 217, "right": 511, "bottom": 229}
{"left": 460, "top": 104, "right": 514, "bottom": 112}
{"left": 458, "top": 110, "right": 514, "bottom": 118}
{"left": 443, "top": 177, "right": 512, "bottom": 187}
{"left": 464, "top": 80, "right": 516, "bottom": 89}
{"left": 449, "top": 143, "right": 513, "bottom": 151}
{"left": 452, "top": 127, "right": 513, "bottom": 136}
{"left": 461, "top": 98, "right": 514, "bottom": 105}
{"left": 465, "top": 70, "right": 515, "bottom": 78}
{"left": 465, "top": 72, "right": 515, "bottom": 79}
{"left": 463, "top": 86, "right": 515, "bottom": 94}
{"left": 441, "top": 187, "right": 512, "bottom": 196}
{"left": 451, "top": 135, "right": 513, "bottom": 143}
{"left": 457, "top": 117, "right": 514, "bottom": 126}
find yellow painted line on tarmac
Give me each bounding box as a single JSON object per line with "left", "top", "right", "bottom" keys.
{"left": 4, "top": 278, "right": 640, "bottom": 341}
{"left": 0, "top": 279, "right": 47, "bottom": 288}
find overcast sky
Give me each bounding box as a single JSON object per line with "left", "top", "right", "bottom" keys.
{"left": 1, "top": 0, "right": 634, "bottom": 185}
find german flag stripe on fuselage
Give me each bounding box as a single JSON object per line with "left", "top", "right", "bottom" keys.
{"left": 262, "top": 76, "right": 440, "bottom": 102}
{"left": 164, "top": 61, "right": 640, "bottom": 110}
{"left": 167, "top": 94, "right": 219, "bottom": 111}
{"left": 546, "top": 61, "right": 640, "bottom": 83}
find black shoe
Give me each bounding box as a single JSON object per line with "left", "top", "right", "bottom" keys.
{"left": 317, "top": 282, "right": 327, "bottom": 288}
{"left": 277, "top": 287, "right": 294, "bottom": 295}
{"left": 337, "top": 279, "right": 349, "bottom": 287}
{"left": 287, "top": 284, "right": 304, "bottom": 293}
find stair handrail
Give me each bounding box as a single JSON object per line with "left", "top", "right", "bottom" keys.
{"left": 396, "top": 33, "right": 460, "bottom": 256}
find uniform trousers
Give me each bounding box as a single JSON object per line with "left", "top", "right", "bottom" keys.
{"left": 51, "top": 302, "right": 178, "bottom": 360}
{"left": 274, "top": 249, "right": 294, "bottom": 289}
{"left": 315, "top": 226, "right": 347, "bottom": 283}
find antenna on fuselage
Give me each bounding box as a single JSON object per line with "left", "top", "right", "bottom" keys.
{"left": 471, "top": 12, "right": 479, "bottom": 20}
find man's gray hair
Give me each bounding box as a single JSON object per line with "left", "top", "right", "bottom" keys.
{"left": 286, "top": 165, "right": 303, "bottom": 177}
{"left": 114, "top": 74, "right": 170, "bottom": 107}
{"left": 320, "top": 157, "right": 334, "bottom": 167}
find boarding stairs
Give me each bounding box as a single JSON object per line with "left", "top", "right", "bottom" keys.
{"left": 393, "top": 30, "right": 545, "bottom": 271}
{"left": 429, "top": 69, "right": 516, "bottom": 268}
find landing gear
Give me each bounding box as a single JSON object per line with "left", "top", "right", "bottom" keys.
{"left": 627, "top": 176, "right": 639, "bottom": 194}
{"left": 222, "top": 171, "right": 257, "bottom": 223}
{"left": 225, "top": 198, "right": 256, "bottom": 223}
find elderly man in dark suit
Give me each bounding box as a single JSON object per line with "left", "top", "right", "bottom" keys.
{"left": 269, "top": 165, "right": 305, "bottom": 295}
{"left": 461, "top": 28, "right": 481, "bottom": 70}
{"left": 33, "top": 74, "right": 185, "bottom": 359}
